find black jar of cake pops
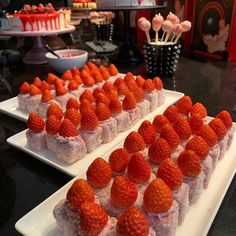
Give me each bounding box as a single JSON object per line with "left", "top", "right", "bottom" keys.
{"left": 143, "top": 42, "right": 181, "bottom": 77}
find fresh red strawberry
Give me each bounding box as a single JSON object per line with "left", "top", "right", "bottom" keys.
{"left": 41, "top": 89, "right": 53, "bottom": 103}
{"left": 71, "top": 66, "right": 80, "bottom": 77}
{"left": 136, "top": 75, "right": 145, "bottom": 88}
{"left": 209, "top": 118, "right": 227, "bottom": 140}
{"left": 117, "top": 83, "right": 130, "bottom": 96}
{"left": 111, "top": 176, "right": 138, "bottom": 208}
{"left": 132, "top": 87, "right": 145, "bottom": 102}
{"left": 92, "top": 87, "right": 106, "bottom": 99}
{"left": 86, "top": 157, "right": 112, "bottom": 188}
{"left": 176, "top": 96, "right": 192, "bottom": 115}
{"left": 177, "top": 150, "right": 201, "bottom": 177}
{"left": 143, "top": 178, "right": 173, "bottom": 213}
{"left": 73, "top": 74, "right": 83, "bottom": 85}
{"left": 163, "top": 105, "right": 180, "bottom": 124}
{"left": 40, "top": 81, "right": 51, "bottom": 92}
{"left": 127, "top": 153, "right": 151, "bottom": 184}
{"left": 102, "top": 81, "right": 115, "bottom": 93}
{"left": 117, "top": 207, "right": 149, "bottom": 236}
{"left": 36, "top": 5, "right": 45, "bottom": 13}
{"left": 157, "top": 159, "right": 183, "bottom": 190}
{"left": 82, "top": 65, "right": 91, "bottom": 74}
{"left": 27, "top": 112, "right": 45, "bottom": 133}
{"left": 66, "top": 179, "right": 94, "bottom": 211}
{"left": 124, "top": 72, "right": 135, "bottom": 84}
{"left": 148, "top": 138, "right": 171, "bottom": 164}
{"left": 80, "top": 109, "right": 99, "bottom": 131}
{"left": 68, "top": 80, "right": 79, "bottom": 90}
{"left": 19, "top": 82, "right": 30, "bottom": 94}
{"left": 124, "top": 131, "right": 146, "bottom": 153}
{"left": 96, "top": 92, "right": 110, "bottom": 106}
{"left": 173, "top": 116, "right": 192, "bottom": 140}
{"left": 62, "top": 70, "right": 73, "bottom": 81}
{"left": 109, "top": 64, "right": 119, "bottom": 75}
{"left": 46, "top": 115, "right": 61, "bottom": 135}
{"left": 56, "top": 85, "right": 67, "bottom": 96}
{"left": 92, "top": 70, "right": 104, "bottom": 83}
{"left": 126, "top": 80, "right": 138, "bottom": 93}
{"left": 66, "top": 97, "right": 80, "bottom": 110}
{"left": 160, "top": 124, "right": 180, "bottom": 151}
{"left": 80, "top": 90, "right": 94, "bottom": 103}
{"left": 64, "top": 108, "right": 81, "bottom": 126}
{"left": 109, "top": 148, "right": 131, "bottom": 173}
{"left": 216, "top": 110, "right": 233, "bottom": 129}
{"left": 113, "top": 77, "right": 124, "bottom": 88}
{"left": 87, "top": 61, "right": 98, "bottom": 71}
{"left": 106, "top": 89, "right": 119, "bottom": 101}
{"left": 80, "top": 99, "right": 95, "bottom": 114}
{"left": 47, "top": 3, "right": 55, "bottom": 13}
{"left": 29, "top": 84, "right": 42, "bottom": 96}
{"left": 152, "top": 115, "right": 171, "bottom": 132}
{"left": 196, "top": 124, "right": 218, "bottom": 147}
{"left": 59, "top": 119, "right": 78, "bottom": 137}
{"left": 95, "top": 102, "right": 111, "bottom": 121}
{"left": 47, "top": 73, "right": 58, "bottom": 85}
{"left": 47, "top": 103, "right": 63, "bottom": 120}
{"left": 138, "top": 120, "right": 156, "bottom": 145}
{"left": 190, "top": 102, "right": 207, "bottom": 118}
{"left": 188, "top": 113, "right": 203, "bottom": 133}
{"left": 99, "top": 65, "right": 110, "bottom": 80}
{"left": 185, "top": 136, "right": 209, "bottom": 160}
{"left": 142, "top": 79, "right": 155, "bottom": 93}
{"left": 33, "top": 77, "right": 42, "bottom": 87}
{"left": 152, "top": 77, "right": 163, "bottom": 90}
{"left": 122, "top": 93, "right": 137, "bottom": 110}
{"left": 81, "top": 71, "right": 95, "bottom": 86}
{"left": 109, "top": 97, "right": 123, "bottom": 113}
{"left": 54, "top": 78, "right": 65, "bottom": 88}
{"left": 23, "top": 4, "right": 32, "bottom": 13}
{"left": 79, "top": 202, "right": 108, "bottom": 236}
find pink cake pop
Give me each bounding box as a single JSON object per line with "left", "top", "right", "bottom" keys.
{"left": 161, "top": 20, "right": 174, "bottom": 43}
{"left": 138, "top": 18, "right": 151, "bottom": 44}
{"left": 167, "top": 12, "right": 180, "bottom": 25}
{"left": 174, "top": 21, "right": 192, "bottom": 44}
{"left": 152, "top": 13, "right": 164, "bottom": 44}
{"left": 138, "top": 17, "right": 147, "bottom": 28}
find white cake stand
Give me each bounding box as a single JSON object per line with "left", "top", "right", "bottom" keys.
{"left": 0, "top": 25, "right": 76, "bottom": 65}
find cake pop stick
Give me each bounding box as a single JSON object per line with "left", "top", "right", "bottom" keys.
{"left": 138, "top": 18, "right": 151, "bottom": 44}
{"left": 174, "top": 20, "right": 192, "bottom": 44}
{"left": 152, "top": 13, "right": 164, "bottom": 44}
{"left": 171, "top": 23, "right": 182, "bottom": 42}
{"left": 162, "top": 20, "right": 174, "bottom": 44}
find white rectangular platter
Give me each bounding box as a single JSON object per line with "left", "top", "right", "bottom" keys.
{"left": 7, "top": 90, "right": 184, "bottom": 177}
{"left": 15, "top": 122, "right": 236, "bottom": 236}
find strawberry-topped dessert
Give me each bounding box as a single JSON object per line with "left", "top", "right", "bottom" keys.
{"left": 143, "top": 178, "right": 179, "bottom": 236}
{"left": 177, "top": 150, "right": 205, "bottom": 204}
{"left": 67, "top": 80, "right": 82, "bottom": 99}
{"left": 79, "top": 109, "right": 102, "bottom": 153}
{"left": 18, "top": 82, "right": 30, "bottom": 111}
{"left": 25, "top": 84, "right": 42, "bottom": 113}
{"left": 55, "top": 118, "right": 87, "bottom": 164}
{"left": 64, "top": 108, "right": 81, "bottom": 128}
{"left": 108, "top": 64, "right": 120, "bottom": 82}
{"left": 95, "top": 102, "right": 117, "bottom": 143}
{"left": 55, "top": 85, "right": 73, "bottom": 111}
{"left": 163, "top": 105, "right": 180, "bottom": 124}
{"left": 176, "top": 96, "right": 193, "bottom": 116}
{"left": 152, "top": 77, "right": 166, "bottom": 106}
{"left": 138, "top": 120, "right": 157, "bottom": 146}
{"left": 152, "top": 114, "right": 171, "bottom": 134}
{"left": 190, "top": 102, "right": 207, "bottom": 119}
{"left": 157, "top": 159, "right": 189, "bottom": 224}
{"left": 122, "top": 93, "right": 141, "bottom": 126}
{"left": 66, "top": 97, "right": 80, "bottom": 111}
{"left": 26, "top": 112, "right": 46, "bottom": 151}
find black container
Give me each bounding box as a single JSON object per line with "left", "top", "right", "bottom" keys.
{"left": 143, "top": 42, "right": 181, "bottom": 77}
{"left": 93, "top": 23, "right": 114, "bottom": 42}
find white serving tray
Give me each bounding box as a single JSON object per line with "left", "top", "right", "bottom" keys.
{"left": 7, "top": 90, "right": 184, "bottom": 177}
{"left": 15, "top": 122, "right": 236, "bottom": 236}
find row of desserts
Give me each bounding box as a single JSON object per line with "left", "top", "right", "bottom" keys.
{"left": 26, "top": 76, "right": 165, "bottom": 164}
{"left": 17, "top": 62, "right": 120, "bottom": 115}
{"left": 53, "top": 95, "right": 235, "bottom": 236}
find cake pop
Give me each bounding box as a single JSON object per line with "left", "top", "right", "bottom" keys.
{"left": 171, "top": 23, "right": 182, "bottom": 42}
{"left": 167, "top": 12, "right": 180, "bottom": 25}
{"left": 174, "top": 20, "right": 191, "bottom": 44}
{"left": 161, "top": 20, "right": 174, "bottom": 43}
{"left": 152, "top": 14, "right": 164, "bottom": 44}
{"left": 138, "top": 18, "right": 151, "bottom": 44}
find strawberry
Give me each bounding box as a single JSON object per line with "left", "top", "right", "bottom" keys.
{"left": 196, "top": 124, "right": 217, "bottom": 147}
{"left": 62, "top": 70, "right": 73, "bottom": 81}
{"left": 19, "top": 82, "right": 30, "bottom": 94}
{"left": 111, "top": 176, "right": 138, "bottom": 208}
{"left": 93, "top": 87, "right": 106, "bottom": 99}
{"left": 142, "top": 79, "right": 155, "bottom": 93}
{"left": 163, "top": 105, "right": 180, "bottom": 124}
{"left": 152, "top": 115, "right": 171, "bottom": 132}
{"left": 29, "top": 84, "right": 41, "bottom": 96}
{"left": 54, "top": 79, "right": 65, "bottom": 88}
{"left": 216, "top": 110, "right": 233, "bottom": 129}
{"left": 68, "top": 80, "right": 79, "bottom": 90}
{"left": 136, "top": 75, "right": 145, "bottom": 88}
{"left": 113, "top": 77, "right": 124, "bottom": 88}
{"left": 157, "top": 159, "right": 183, "bottom": 190}
{"left": 56, "top": 85, "right": 67, "bottom": 96}
{"left": 109, "top": 97, "right": 123, "bottom": 113}
{"left": 138, "top": 120, "right": 156, "bottom": 145}
{"left": 92, "top": 70, "right": 104, "bottom": 83}
{"left": 143, "top": 178, "right": 173, "bottom": 213}
{"left": 188, "top": 113, "right": 203, "bottom": 133}
{"left": 176, "top": 96, "right": 192, "bottom": 115}
{"left": 41, "top": 89, "right": 53, "bottom": 103}
{"left": 24, "top": 4, "right": 32, "bottom": 13}
{"left": 47, "top": 73, "right": 58, "bottom": 85}
{"left": 109, "top": 148, "right": 131, "bottom": 173}
{"left": 66, "top": 179, "right": 94, "bottom": 211}
{"left": 36, "top": 5, "right": 45, "bottom": 13}
{"left": 27, "top": 112, "right": 45, "bottom": 133}
{"left": 46, "top": 103, "right": 63, "bottom": 120}
{"left": 173, "top": 116, "right": 192, "bottom": 140}
{"left": 80, "top": 90, "right": 94, "bottom": 103}
{"left": 86, "top": 157, "right": 112, "bottom": 188}
{"left": 81, "top": 72, "right": 95, "bottom": 87}
{"left": 95, "top": 102, "right": 111, "bottom": 121}
{"left": 160, "top": 124, "right": 180, "bottom": 151}
{"left": 96, "top": 92, "right": 110, "bottom": 106}
{"left": 40, "top": 81, "right": 51, "bottom": 92}
{"left": 127, "top": 153, "right": 151, "bottom": 184}
{"left": 209, "top": 118, "right": 227, "bottom": 140}
{"left": 132, "top": 87, "right": 145, "bottom": 102}
{"left": 124, "top": 72, "right": 135, "bottom": 83}
{"left": 47, "top": 3, "right": 55, "bottom": 13}
{"left": 177, "top": 150, "right": 201, "bottom": 177}
{"left": 99, "top": 65, "right": 110, "bottom": 80}
{"left": 79, "top": 202, "right": 108, "bottom": 236}
{"left": 185, "top": 136, "right": 209, "bottom": 160}
{"left": 80, "top": 109, "right": 99, "bottom": 131}
{"left": 46, "top": 115, "right": 61, "bottom": 135}
{"left": 124, "top": 131, "right": 146, "bottom": 153}
{"left": 102, "top": 81, "right": 115, "bottom": 93}
{"left": 33, "top": 77, "right": 42, "bottom": 87}
{"left": 106, "top": 89, "right": 119, "bottom": 101}
{"left": 59, "top": 118, "right": 78, "bottom": 137}
{"left": 73, "top": 74, "right": 83, "bottom": 85}
{"left": 190, "top": 102, "right": 207, "bottom": 118}
{"left": 116, "top": 207, "right": 149, "bottom": 236}
{"left": 117, "top": 84, "right": 130, "bottom": 96}
{"left": 109, "top": 64, "right": 119, "bottom": 76}
{"left": 66, "top": 97, "right": 80, "bottom": 110}
{"left": 152, "top": 77, "right": 163, "bottom": 90}
{"left": 87, "top": 61, "right": 98, "bottom": 71}
{"left": 148, "top": 138, "right": 171, "bottom": 164}
{"left": 82, "top": 65, "right": 91, "bottom": 74}
{"left": 71, "top": 66, "right": 80, "bottom": 77}
{"left": 126, "top": 80, "right": 138, "bottom": 93}
{"left": 80, "top": 99, "right": 95, "bottom": 114}
{"left": 64, "top": 108, "right": 81, "bottom": 126}
{"left": 122, "top": 93, "right": 137, "bottom": 110}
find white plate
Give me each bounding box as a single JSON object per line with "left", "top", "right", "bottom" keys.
{"left": 7, "top": 90, "right": 184, "bottom": 177}
{"left": 15, "top": 122, "right": 236, "bottom": 236}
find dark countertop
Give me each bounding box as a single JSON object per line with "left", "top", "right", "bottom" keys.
{"left": 1, "top": 56, "right": 236, "bottom": 236}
